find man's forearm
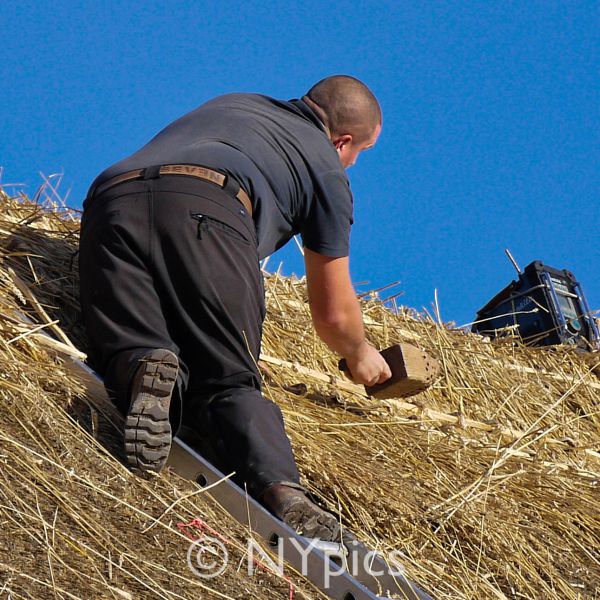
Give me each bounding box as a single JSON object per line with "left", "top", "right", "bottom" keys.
{"left": 304, "top": 249, "right": 371, "bottom": 358}
{"left": 310, "top": 294, "right": 369, "bottom": 359}
{"left": 304, "top": 250, "right": 391, "bottom": 386}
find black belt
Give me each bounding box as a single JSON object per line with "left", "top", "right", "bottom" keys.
{"left": 91, "top": 164, "right": 253, "bottom": 217}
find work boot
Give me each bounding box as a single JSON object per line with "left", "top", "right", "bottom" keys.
{"left": 124, "top": 349, "right": 179, "bottom": 479}
{"left": 262, "top": 483, "right": 344, "bottom": 542}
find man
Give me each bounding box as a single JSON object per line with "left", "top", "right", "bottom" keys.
{"left": 79, "top": 75, "right": 391, "bottom": 541}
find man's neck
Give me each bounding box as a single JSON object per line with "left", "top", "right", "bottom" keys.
{"left": 301, "top": 95, "right": 331, "bottom": 139}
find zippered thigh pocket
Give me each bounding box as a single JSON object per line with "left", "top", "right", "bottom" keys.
{"left": 190, "top": 212, "right": 251, "bottom": 245}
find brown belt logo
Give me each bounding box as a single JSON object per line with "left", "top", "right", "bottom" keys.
{"left": 162, "top": 165, "right": 224, "bottom": 185}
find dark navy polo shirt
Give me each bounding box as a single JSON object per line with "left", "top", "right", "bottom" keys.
{"left": 91, "top": 94, "right": 354, "bottom": 260}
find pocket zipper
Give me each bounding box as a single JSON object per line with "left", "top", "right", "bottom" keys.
{"left": 190, "top": 212, "right": 249, "bottom": 243}
{"left": 190, "top": 213, "right": 207, "bottom": 239}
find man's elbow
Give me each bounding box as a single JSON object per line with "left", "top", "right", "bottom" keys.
{"left": 311, "top": 309, "right": 349, "bottom": 334}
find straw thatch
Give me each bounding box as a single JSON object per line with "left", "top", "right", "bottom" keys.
{"left": 0, "top": 184, "right": 598, "bottom": 599}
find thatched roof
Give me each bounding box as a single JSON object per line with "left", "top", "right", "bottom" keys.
{"left": 0, "top": 186, "right": 598, "bottom": 599}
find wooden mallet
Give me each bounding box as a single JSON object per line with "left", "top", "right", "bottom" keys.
{"left": 339, "top": 343, "right": 439, "bottom": 399}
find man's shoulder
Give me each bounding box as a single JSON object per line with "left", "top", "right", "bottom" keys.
{"left": 202, "top": 92, "right": 283, "bottom": 111}
{"left": 202, "top": 94, "right": 318, "bottom": 126}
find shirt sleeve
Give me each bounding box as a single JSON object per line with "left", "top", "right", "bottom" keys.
{"left": 300, "top": 169, "right": 354, "bottom": 257}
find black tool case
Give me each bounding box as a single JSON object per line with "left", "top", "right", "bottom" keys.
{"left": 472, "top": 261, "right": 600, "bottom": 350}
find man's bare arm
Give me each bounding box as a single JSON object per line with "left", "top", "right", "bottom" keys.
{"left": 304, "top": 248, "right": 391, "bottom": 386}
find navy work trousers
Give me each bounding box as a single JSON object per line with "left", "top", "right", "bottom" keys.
{"left": 79, "top": 174, "right": 300, "bottom": 497}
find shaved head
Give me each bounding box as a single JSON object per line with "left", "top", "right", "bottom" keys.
{"left": 305, "top": 75, "right": 381, "bottom": 143}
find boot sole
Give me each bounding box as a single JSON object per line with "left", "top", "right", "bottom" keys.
{"left": 124, "top": 349, "right": 179, "bottom": 479}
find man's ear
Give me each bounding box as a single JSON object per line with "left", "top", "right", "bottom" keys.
{"left": 331, "top": 134, "right": 353, "bottom": 151}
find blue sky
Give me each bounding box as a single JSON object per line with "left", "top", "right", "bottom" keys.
{"left": 2, "top": 1, "right": 598, "bottom": 328}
